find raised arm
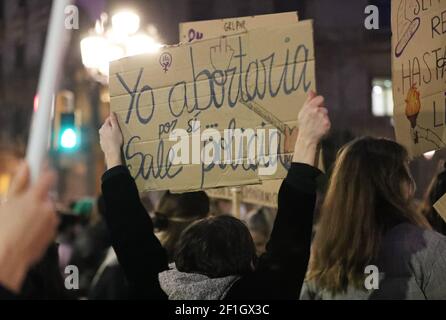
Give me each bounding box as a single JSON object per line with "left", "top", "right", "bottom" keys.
{"left": 99, "top": 113, "right": 168, "bottom": 299}
{"left": 226, "top": 91, "right": 330, "bottom": 300}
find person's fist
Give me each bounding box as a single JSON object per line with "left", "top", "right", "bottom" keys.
{"left": 297, "top": 91, "right": 331, "bottom": 145}
{"left": 0, "top": 163, "right": 58, "bottom": 293}
{"left": 99, "top": 112, "right": 124, "bottom": 169}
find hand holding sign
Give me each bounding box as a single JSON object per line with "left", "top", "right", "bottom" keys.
{"left": 99, "top": 113, "right": 124, "bottom": 170}
{"left": 293, "top": 91, "right": 330, "bottom": 166}
{"left": 110, "top": 19, "right": 315, "bottom": 192}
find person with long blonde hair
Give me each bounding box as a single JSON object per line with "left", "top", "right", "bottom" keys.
{"left": 301, "top": 137, "right": 446, "bottom": 299}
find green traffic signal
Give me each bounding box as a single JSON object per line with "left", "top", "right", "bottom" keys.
{"left": 59, "top": 113, "right": 79, "bottom": 151}
{"left": 60, "top": 128, "right": 77, "bottom": 149}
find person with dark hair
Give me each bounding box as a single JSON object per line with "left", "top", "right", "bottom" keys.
{"left": 159, "top": 215, "right": 257, "bottom": 299}
{"left": 246, "top": 209, "right": 273, "bottom": 256}
{"left": 154, "top": 191, "right": 209, "bottom": 261}
{"left": 301, "top": 137, "right": 446, "bottom": 300}
{"left": 99, "top": 91, "right": 330, "bottom": 299}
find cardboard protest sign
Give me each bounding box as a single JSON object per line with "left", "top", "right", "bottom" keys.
{"left": 391, "top": 0, "right": 446, "bottom": 157}
{"left": 206, "top": 179, "right": 281, "bottom": 208}
{"left": 109, "top": 20, "right": 315, "bottom": 192}
{"left": 433, "top": 192, "right": 446, "bottom": 222}
{"left": 179, "top": 11, "right": 299, "bottom": 43}
{"left": 179, "top": 12, "right": 302, "bottom": 205}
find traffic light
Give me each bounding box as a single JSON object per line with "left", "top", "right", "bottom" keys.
{"left": 59, "top": 112, "right": 78, "bottom": 150}
{"left": 54, "top": 91, "right": 80, "bottom": 152}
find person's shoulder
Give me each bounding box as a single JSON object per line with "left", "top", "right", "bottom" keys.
{"left": 382, "top": 223, "right": 446, "bottom": 262}
{"left": 387, "top": 223, "right": 446, "bottom": 244}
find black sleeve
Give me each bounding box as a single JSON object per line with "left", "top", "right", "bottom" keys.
{"left": 225, "top": 163, "right": 320, "bottom": 300}
{"left": 101, "top": 166, "right": 168, "bottom": 299}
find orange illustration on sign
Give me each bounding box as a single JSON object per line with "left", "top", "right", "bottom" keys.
{"left": 405, "top": 84, "right": 421, "bottom": 128}
{"left": 405, "top": 84, "right": 421, "bottom": 143}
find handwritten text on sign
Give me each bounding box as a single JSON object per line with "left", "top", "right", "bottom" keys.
{"left": 109, "top": 21, "right": 315, "bottom": 192}
{"left": 392, "top": 0, "right": 446, "bottom": 156}
{"left": 179, "top": 11, "right": 299, "bottom": 43}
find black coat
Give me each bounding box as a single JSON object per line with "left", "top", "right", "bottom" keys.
{"left": 101, "top": 163, "right": 320, "bottom": 299}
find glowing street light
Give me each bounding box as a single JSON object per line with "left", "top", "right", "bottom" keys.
{"left": 80, "top": 11, "right": 162, "bottom": 83}
{"left": 112, "top": 11, "right": 140, "bottom": 36}
{"left": 80, "top": 35, "right": 109, "bottom": 69}
{"left": 125, "top": 33, "right": 163, "bottom": 56}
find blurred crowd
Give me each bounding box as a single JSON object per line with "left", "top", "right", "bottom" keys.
{"left": 1, "top": 91, "right": 446, "bottom": 300}
{"left": 53, "top": 193, "right": 276, "bottom": 299}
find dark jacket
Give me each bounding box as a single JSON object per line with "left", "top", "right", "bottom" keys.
{"left": 101, "top": 163, "right": 320, "bottom": 299}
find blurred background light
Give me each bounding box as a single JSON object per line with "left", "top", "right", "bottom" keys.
{"left": 126, "top": 34, "right": 163, "bottom": 56}
{"left": 423, "top": 150, "right": 436, "bottom": 160}
{"left": 80, "top": 35, "right": 109, "bottom": 69}
{"left": 33, "top": 94, "right": 39, "bottom": 112}
{"left": 112, "top": 11, "right": 140, "bottom": 36}
{"left": 80, "top": 10, "right": 162, "bottom": 83}
{"left": 60, "top": 128, "right": 77, "bottom": 149}
{"left": 371, "top": 78, "right": 394, "bottom": 117}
